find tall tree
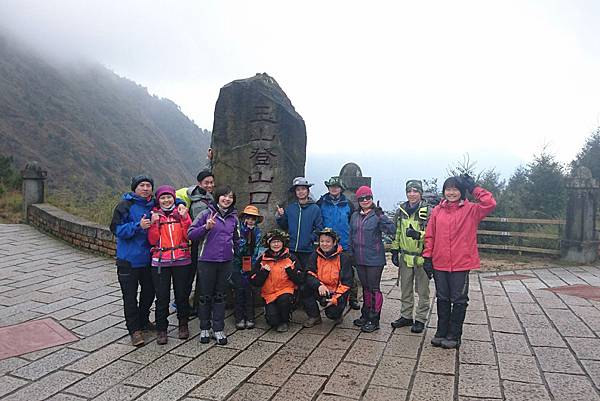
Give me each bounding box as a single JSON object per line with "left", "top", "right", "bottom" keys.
{"left": 571, "top": 127, "right": 600, "bottom": 179}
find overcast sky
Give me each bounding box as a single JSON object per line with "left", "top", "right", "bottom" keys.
{"left": 2, "top": 0, "right": 600, "bottom": 205}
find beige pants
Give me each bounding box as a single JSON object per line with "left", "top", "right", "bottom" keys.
{"left": 399, "top": 260, "right": 430, "bottom": 323}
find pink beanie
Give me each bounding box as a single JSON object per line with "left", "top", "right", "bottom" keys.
{"left": 355, "top": 186, "right": 373, "bottom": 198}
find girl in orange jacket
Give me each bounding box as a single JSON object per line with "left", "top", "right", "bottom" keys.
{"left": 148, "top": 185, "right": 192, "bottom": 344}
{"left": 423, "top": 175, "right": 496, "bottom": 349}
{"left": 250, "top": 229, "right": 303, "bottom": 333}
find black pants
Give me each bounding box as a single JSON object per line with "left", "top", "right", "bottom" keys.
{"left": 434, "top": 270, "right": 469, "bottom": 340}
{"left": 231, "top": 269, "right": 254, "bottom": 321}
{"left": 188, "top": 240, "right": 200, "bottom": 309}
{"left": 151, "top": 264, "right": 192, "bottom": 332}
{"left": 197, "top": 261, "right": 232, "bottom": 331}
{"left": 265, "top": 293, "right": 293, "bottom": 326}
{"left": 302, "top": 287, "right": 348, "bottom": 320}
{"left": 117, "top": 262, "right": 155, "bottom": 334}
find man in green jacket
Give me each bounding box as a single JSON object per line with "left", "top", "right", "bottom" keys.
{"left": 390, "top": 180, "right": 431, "bottom": 333}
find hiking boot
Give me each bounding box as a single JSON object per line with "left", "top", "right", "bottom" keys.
{"left": 131, "top": 331, "right": 144, "bottom": 347}
{"left": 334, "top": 316, "right": 344, "bottom": 325}
{"left": 441, "top": 337, "right": 461, "bottom": 349}
{"left": 178, "top": 321, "right": 189, "bottom": 340}
{"left": 391, "top": 317, "right": 413, "bottom": 329}
{"left": 361, "top": 320, "right": 380, "bottom": 333}
{"left": 157, "top": 331, "right": 168, "bottom": 345}
{"left": 349, "top": 300, "right": 361, "bottom": 310}
{"left": 235, "top": 319, "right": 246, "bottom": 330}
{"left": 431, "top": 336, "right": 445, "bottom": 347}
{"left": 353, "top": 316, "right": 368, "bottom": 327}
{"left": 245, "top": 320, "right": 255, "bottom": 329}
{"left": 213, "top": 331, "right": 228, "bottom": 345}
{"left": 303, "top": 316, "right": 322, "bottom": 328}
{"left": 276, "top": 323, "right": 289, "bottom": 332}
{"left": 411, "top": 320, "right": 425, "bottom": 333}
{"left": 199, "top": 329, "right": 211, "bottom": 344}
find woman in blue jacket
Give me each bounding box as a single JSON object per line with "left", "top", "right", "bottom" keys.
{"left": 349, "top": 186, "right": 396, "bottom": 333}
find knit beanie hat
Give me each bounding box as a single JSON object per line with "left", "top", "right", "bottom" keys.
{"left": 405, "top": 180, "right": 423, "bottom": 194}
{"left": 355, "top": 186, "right": 373, "bottom": 198}
{"left": 155, "top": 185, "right": 176, "bottom": 200}
{"left": 131, "top": 175, "right": 154, "bottom": 191}
{"left": 196, "top": 170, "right": 214, "bottom": 183}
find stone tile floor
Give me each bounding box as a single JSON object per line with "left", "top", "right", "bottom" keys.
{"left": 1, "top": 224, "right": 600, "bottom": 400}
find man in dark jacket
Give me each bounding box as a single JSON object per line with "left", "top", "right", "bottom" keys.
{"left": 276, "top": 177, "right": 323, "bottom": 269}
{"left": 317, "top": 176, "right": 360, "bottom": 310}
{"left": 110, "top": 175, "right": 157, "bottom": 347}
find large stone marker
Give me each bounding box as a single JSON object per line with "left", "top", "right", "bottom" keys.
{"left": 561, "top": 166, "right": 599, "bottom": 263}
{"left": 339, "top": 162, "right": 371, "bottom": 205}
{"left": 21, "top": 161, "right": 47, "bottom": 221}
{"left": 211, "top": 73, "right": 306, "bottom": 228}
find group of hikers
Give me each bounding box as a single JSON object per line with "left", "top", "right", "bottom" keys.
{"left": 110, "top": 163, "right": 496, "bottom": 350}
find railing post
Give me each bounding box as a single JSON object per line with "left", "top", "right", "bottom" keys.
{"left": 561, "top": 166, "right": 599, "bottom": 263}
{"left": 20, "top": 161, "right": 47, "bottom": 222}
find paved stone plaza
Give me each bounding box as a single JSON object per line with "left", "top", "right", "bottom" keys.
{"left": 1, "top": 224, "right": 600, "bottom": 400}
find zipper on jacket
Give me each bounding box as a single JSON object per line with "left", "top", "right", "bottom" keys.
{"left": 295, "top": 204, "right": 302, "bottom": 252}
{"left": 168, "top": 216, "right": 175, "bottom": 261}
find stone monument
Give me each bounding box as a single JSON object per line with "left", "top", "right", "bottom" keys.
{"left": 211, "top": 73, "right": 306, "bottom": 228}
{"left": 561, "top": 166, "right": 599, "bottom": 263}
{"left": 339, "top": 162, "right": 371, "bottom": 205}
{"left": 21, "top": 161, "right": 47, "bottom": 221}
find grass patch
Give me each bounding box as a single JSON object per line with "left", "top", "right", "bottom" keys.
{"left": 0, "top": 190, "right": 24, "bottom": 223}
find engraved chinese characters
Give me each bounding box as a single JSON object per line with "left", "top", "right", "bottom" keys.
{"left": 211, "top": 73, "right": 307, "bottom": 229}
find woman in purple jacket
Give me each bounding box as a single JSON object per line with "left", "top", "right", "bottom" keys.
{"left": 188, "top": 186, "right": 239, "bottom": 345}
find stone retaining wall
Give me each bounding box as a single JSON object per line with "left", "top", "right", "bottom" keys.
{"left": 27, "top": 203, "right": 116, "bottom": 257}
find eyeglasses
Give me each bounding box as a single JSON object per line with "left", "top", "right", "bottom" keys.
{"left": 357, "top": 196, "right": 373, "bottom": 202}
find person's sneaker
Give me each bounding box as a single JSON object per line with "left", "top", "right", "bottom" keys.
{"left": 235, "top": 319, "right": 246, "bottom": 330}
{"left": 361, "top": 320, "right": 380, "bottom": 333}
{"left": 349, "top": 300, "right": 361, "bottom": 310}
{"left": 245, "top": 320, "right": 255, "bottom": 329}
{"left": 199, "top": 329, "right": 211, "bottom": 344}
{"left": 431, "top": 336, "right": 444, "bottom": 347}
{"left": 213, "top": 331, "right": 228, "bottom": 345}
{"left": 157, "top": 331, "right": 168, "bottom": 345}
{"left": 441, "top": 338, "right": 461, "bottom": 349}
{"left": 142, "top": 321, "right": 157, "bottom": 332}
{"left": 411, "top": 320, "right": 425, "bottom": 333}
{"left": 303, "top": 316, "right": 322, "bottom": 328}
{"left": 178, "top": 322, "right": 189, "bottom": 339}
{"left": 390, "top": 317, "right": 413, "bottom": 329}
{"left": 353, "top": 316, "right": 368, "bottom": 327}
{"left": 276, "top": 323, "right": 289, "bottom": 332}
{"left": 131, "top": 330, "right": 144, "bottom": 347}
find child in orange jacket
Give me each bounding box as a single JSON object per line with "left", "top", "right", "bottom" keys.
{"left": 250, "top": 229, "right": 303, "bottom": 333}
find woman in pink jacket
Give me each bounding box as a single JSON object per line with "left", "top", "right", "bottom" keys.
{"left": 422, "top": 174, "right": 496, "bottom": 349}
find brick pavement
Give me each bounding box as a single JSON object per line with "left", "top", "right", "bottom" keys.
{"left": 1, "top": 224, "right": 600, "bottom": 400}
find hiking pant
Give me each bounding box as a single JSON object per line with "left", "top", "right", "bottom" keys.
{"left": 197, "top": 261, "right": 231, "bottom": 331}
{"left": 399, "top": 261, "right": 431, "bottom": 323}
{"left": 302, "top": 287, "right": 348, "bottom": 320}
{"left": 151, "top": 264, "right": 192, "bottom": 332}
{"left": 291, "top": 251, "right": 311, "bottom": 270}
{"left": 349, "top": 266, "right": 360, "bottom": 303}
{"left": 265, "top": 293, "right": 293, "bottom": 326}
{"left": 231, "top": 269, "right": 255, "bottom": 322}
{"left": 356, "top": 265, "right": 384, "bottom": 319}
{"left": 188, "top": 240, "right": 200, "bottom": 309}
{"left": 117, "top": 262, "right": 155, "bottom": 334}
{"left": 434, "top": 270, "right": 469, "bottom": 340}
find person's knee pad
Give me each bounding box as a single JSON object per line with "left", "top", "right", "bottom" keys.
{"left": 214, "top": 292, "right": 226, "bottom": 303}
{"left": 198, "top": 295, "right": 212, "bottom": 305}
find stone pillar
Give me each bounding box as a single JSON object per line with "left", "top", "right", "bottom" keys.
{"left": 561, "top": 166, "right": 599, "bottom": 263}
{"left": 21, "top": 161, "right": 48, "bottom": 221}
{"left": 211, "top": 73, "right": 306, "bottom": 229}
{"left": 339, "top": 162, "right": 371, "bottom": 206}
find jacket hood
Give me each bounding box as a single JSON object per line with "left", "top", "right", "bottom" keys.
{"left": 208, "top": 203, "right": 237, "bottom": 218}
{"left": 316, "top": 245, "right": 343, "bottom": 259}
{"left": 319, "top": 193, "right": 348, "bottom": 206}
{"left": 123, "top": 192, "right": 154, "bottom": 206}
{"left": 262, "top": 248, "right": 292, "bottom": 262}
{"left": 439, "top": 199, "right": 466, "bottom": 209}
{"left": 187, "top": 185, "right": 213, "bottom": 202}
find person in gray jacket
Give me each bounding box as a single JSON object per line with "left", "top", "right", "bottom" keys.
{"left": 349, "top": 186, "right": 396, "bottom": 333}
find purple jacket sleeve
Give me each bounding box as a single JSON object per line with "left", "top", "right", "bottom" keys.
{"left": 188, "top": 210, "right": 210, "bottom": 241}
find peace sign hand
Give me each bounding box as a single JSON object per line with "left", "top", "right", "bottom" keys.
{"left": 205, "top": 212, "right": 217, "bottom": 230}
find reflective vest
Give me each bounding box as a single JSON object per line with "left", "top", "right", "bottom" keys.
{"left": 391, "top": 201, "right": 430, "bottom": 268}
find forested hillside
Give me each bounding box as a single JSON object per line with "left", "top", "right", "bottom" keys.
{"left": 0, "top": 33, "right": 210, "bottom": 201}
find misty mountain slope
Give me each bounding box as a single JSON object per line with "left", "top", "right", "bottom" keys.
{"left": 0, "top": 34, "right": 210, "bottom": 198}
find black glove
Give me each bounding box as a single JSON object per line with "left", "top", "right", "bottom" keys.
{"left": 422, "top": 257, "right": 434, "bottom": 280}
{"left": 373, "top": 201, "right": 384, "bottom": 217}
{"left": 285, "top": 266, "right": 304, "bottom": 285}
{"left": 406, "top": 225, "right": 421, "bottom": 240}
{"left": 459, "top": 173, "right": 477, "bottom": 193}
{"left": 391, "top": 250, "right": 400, "bottom": 267}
